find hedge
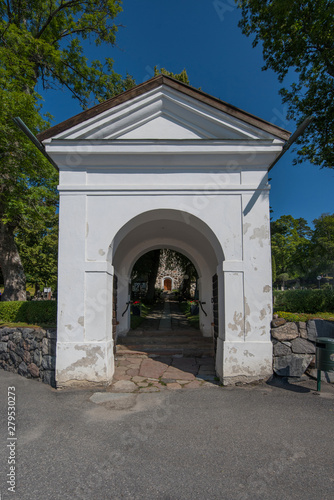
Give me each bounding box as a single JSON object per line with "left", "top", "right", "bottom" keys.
{"left": 0, "top": 301, "right": 57, "bottom": 325}
{"left": 273, "top": 289, "right": 334, "bottom": 314}
{"left": 276, "top": 311, "right": 334, "bottom": 322}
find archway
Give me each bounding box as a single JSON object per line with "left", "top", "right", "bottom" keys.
{"left": 110, "top": 209, "right": 225, "bottom": 344}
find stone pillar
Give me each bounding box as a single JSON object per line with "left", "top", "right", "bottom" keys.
{"left": 56, "top": 194, "right": 115, "bottom": 386}
{"left": 56, "top": 263, "right": 115, "bottom": 386}
{"left": 216, "top": 260, "right": 272, "bottom": 385}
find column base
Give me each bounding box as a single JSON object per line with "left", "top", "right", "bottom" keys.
{"left": 215, "top": 339, "right": 273, "bottom": 385}
{"left": 55, "top": 341, "right": 114, "bottom": 387}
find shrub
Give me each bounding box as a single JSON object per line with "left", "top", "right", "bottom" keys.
{"left": 273, "top": 289, "right": 334, "bottom": 314}
{"left": 0, "top": 301, "right": 57, "bottom": 325}
{"left": 130, "top": 303, "right": 151, "bottom": 329}
{"left": 276, "top": 311, "right": 334, "bottom": 322}
{"left": 179, "top": 301, "right": 200, "bottom": 329}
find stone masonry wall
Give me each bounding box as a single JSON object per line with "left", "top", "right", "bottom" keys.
{"left": 155, "top": 251, "right": 185, "bottom": 290}
{"left": 0, "top": 327, "right": 56, "bottom": 387}
{"left": 271, "top": 318, "right": 334, "bottom": 382}
{"left": 1, "top": 319, "right": 333, "bottom": 388}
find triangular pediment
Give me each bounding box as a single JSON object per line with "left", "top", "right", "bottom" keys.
{"left": 119, "top": 114, "right": 203, "bottom": 139}
{"left": 38, "top": 75, "right": 290, "bottom": 143}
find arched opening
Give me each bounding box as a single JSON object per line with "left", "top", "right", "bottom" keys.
{"left": 118, "top": 246, "right": 214, "bottom": 359}
{"left": 109, "top": 209, "right": 225, "bottom": 356}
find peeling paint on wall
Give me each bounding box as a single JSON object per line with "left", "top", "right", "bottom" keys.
{"left": 259, "top": 308, "right": 266, "bottom": 321}
{"left": 228, "top": 311, "right": 244, "bottom": 334}
{"left": 243, "top": 350, "right": 255, "bottom": 358}
{"left": 250, "top": 225, "right": 269, "bottom": 248}
{"left": 58, "top": 345, "right": 104, "bottom": 379}
{"left": 263, "top": 285, "right": 271, "bottom": 293}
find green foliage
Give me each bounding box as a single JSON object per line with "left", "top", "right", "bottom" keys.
{"left": 179, "top": 301, "right": 200, "bottom": 329}
{"left": 0, "top": 82, "right": 57, "bottom": 226}
{"left": 0, "top": 0, "right": 132, "bottom": 106}
{"left": 0, "top": 1, "right": 134, "bottom": 300}
{"left": 274, "top": 289, "right": 334, "bottom": 314}
{"left": 154, "top": 66, "right": 190, "bottom": 85}
{"left": 238, "top": 0, "right": 334, "bottom": 169}
{"left": 0, "top": 300, "right": 57, "bottom": 325}
{"left": 131, "top": 250, "right": 161, "bottom": 304}
{"left": 271, "top": 215, "right": 312, "bottom": 285}
{"left": 130, "top": 303, "right": 151, "bottom": 330}
{"left": 311, "top": 213, "right": 334, "bottom": 276}
{"left": 15, "top": 213, "right": 58, "bottom": 291}
{"left": 271, "top": 213, "right": 334, "bottom": 288}
{"left": 276, "top": 311, "right": 334, "bottom": 323}
{"left": 271, "top": 254, "right": 276, "bottom": 284}
{"left": 0, "top": 75, "right": 58, "bottom": 299}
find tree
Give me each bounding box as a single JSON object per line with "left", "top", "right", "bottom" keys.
{"left": 0, "top": 1, "right": 134, "bottom": 105}
{"left": 131, "top": 250, "right": 161, "bottom": 304}
{"left": 311, "top": 213, "right": 334, "bottom": 277}
{"left": 15, "top": 212, "right": 58, "bottom": 295}
{"left": 154, "top": 66, "right": 190, "bottom": 85}
{"left": 0, "top": 77, "right": 58, "bottom": 300}
{"left": 0, "top": 1, "right": 134, "bottom": 300}
{"left": 237, "top": 0, "right": 334, "bottom": 168}
{"left": 271, "top": 253, "right": 276, "bottom": 284}
{"left": 271, "top": 215, "right": 312, "bottom": 287}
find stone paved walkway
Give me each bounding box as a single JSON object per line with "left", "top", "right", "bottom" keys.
{"left": 111, "top": 297, "right": 218, "bottom": 393}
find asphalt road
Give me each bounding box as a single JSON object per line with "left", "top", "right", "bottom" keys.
{"left": 0, "top": 370, "right": 333, "bottom": 500}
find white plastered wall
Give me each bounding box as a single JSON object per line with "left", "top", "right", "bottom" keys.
{"left": 55, "top": 178, "right": 273, "bottom": 386}
{"left": 44, "top": 82, "right": 286, "bottom": 387}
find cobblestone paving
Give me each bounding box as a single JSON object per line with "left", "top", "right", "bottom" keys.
{"left": 112, "top": 298, "right": 219, "bottom": 393}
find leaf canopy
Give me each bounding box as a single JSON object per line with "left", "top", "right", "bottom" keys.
{"left": 238, "top": 0, "right": 334, "bottom": 168}
{"left": 0, "top": 1, "right": 133, "bottom": 297}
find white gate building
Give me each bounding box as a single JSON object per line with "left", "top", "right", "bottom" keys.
{"left": 38, "top": 75, "right": 290, "bottom": 387}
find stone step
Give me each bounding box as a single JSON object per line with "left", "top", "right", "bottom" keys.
{"left": 126, "top": 330, "right": 203, "bottom": 338}
{"left": 116, "top": 346, "right": 215, "bottom": 358}
{"left": 119, "top": 339, "right": 213, "bottom": 349}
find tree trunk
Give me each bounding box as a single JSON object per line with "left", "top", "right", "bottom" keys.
{"left": 180, "top": 262, "right": 193, "bottom": 299}
{"left": 0, "top": 221, "right": 26, "bottom": 301}
{"left": 146, "top": 250, "right": 161, "bottom": 304}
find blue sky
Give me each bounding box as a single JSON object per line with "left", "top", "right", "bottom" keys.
{"left": 39, "top": 0, "right": 333, "bottom": 227}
